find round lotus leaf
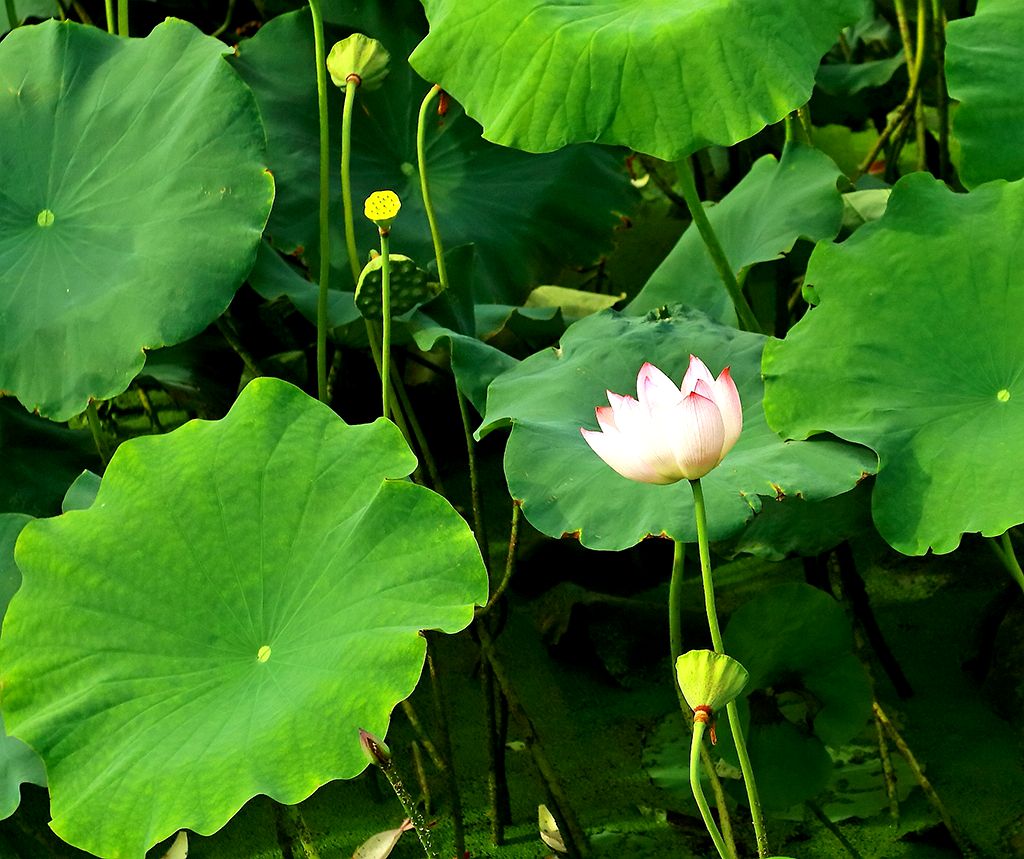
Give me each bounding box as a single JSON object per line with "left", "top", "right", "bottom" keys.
{"left": 946, "top": 0, "right": 1024, "bottom": 187}
{"left": 355, "top": 253, "right": 441, "bottom": 320}
{"left": 763, "top": 173, "right": 1024, "bottom": 555}
{"left": 1, "top": 378, "right": 487, "bottom": 858}
{"left": 0, "top": 19, "right": 274, "bottom": 420}
{"left": 478, "top": 308, "right": 876, "bottom": 551}
{"left": 229, "top": 5, "right": 635, "bottom": 304}
{"left": 409, "top": 0, "right": 862, "bottom": 159}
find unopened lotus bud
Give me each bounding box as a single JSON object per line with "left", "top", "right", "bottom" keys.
{"left": 327, "top": 34, "right": 391, "bottom": 91}
{"left": 675, "top": 649, "right": 749, "bottom": 714}
{"left": 358, "top": 728, "right": 391, "bottom": 768}
{"left": 364, "top": 190, "right": 401, "bottom": 232}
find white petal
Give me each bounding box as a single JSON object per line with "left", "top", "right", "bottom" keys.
{"left": 712, "top": 366, "right": 743, "bottom": 458}
{"left": 581, "top": 427, "right": 676, "bottom": 484}
{"left": 608, "top": 392, "right": 646, "bottom": 436}
{"left": 649, "top": 386, "right": 726, "bottom": 480}
{"left": 637, "top": 362, "right": 683, "bottom": 410}
{"left": 595, "top": 405, "right": 618, "bottom": 433}
{"left": 681, "top": 354, "right": 715, "bottom": 396}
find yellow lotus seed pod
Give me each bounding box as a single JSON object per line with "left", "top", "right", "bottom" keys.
{"left": 364, "top": 190, "right": 401, "bottom": 230}
{"left": 326, "top": 34, "right": 391, "bottom": 91}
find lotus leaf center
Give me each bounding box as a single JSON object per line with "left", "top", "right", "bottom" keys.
{"left": 256, "top": 645, "right": 272, "bottom": 663}
{"left": 36, "top": 209, "right": 55, "bottom": 227}
{"left": 997, "top": 389, "right": 1011, "bottom": 403}
{"left": 400, "top": 161, "right": 415, "bottom": 177}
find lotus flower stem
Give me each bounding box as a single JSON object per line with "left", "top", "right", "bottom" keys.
{"left": 309, "top": 0, "right": 332, "bottom": 403}
{"left": 690, "top": 478, "right": 769, "bottom": 857}
{"left": 426, "top": 640, "right": 467, "bottom": 857}
{"left": 676, "top": 157, "right": 761, "bottom": 333}
{"left": 116, "top": 0, "right": 127, "bottom": 35}
{"left": 4, "top": 0, "right": 17, "bottom": 28}
{"left": 689, "top": 717, "right": 730, "bottom": 859}
{"left": 103, "top": 0, "right": 114, "bottom": 32}
{"left": 669, "top": 540, "right": 739, "bottom": 858}
{"left": 379, "top": 228, "right": 392, "bottom": 418}
{"left": 85, "top": 401, "right": 110, "bottom": 467}
{"left": 367, "top": 746, "right": 440, "bottom": 859}
{"left": 931, "top": 0, "right": 950, "bottom": 180}
{"left": 416, "top": 84, "right": 448, "bottom": 290}
{"left": 341, "top": 78, "right": 360, "bottom": 287}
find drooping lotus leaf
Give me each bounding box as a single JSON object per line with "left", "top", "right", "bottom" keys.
{"left": 409, "top": 0, "right": 862, "bottom": 159}
{"left": 763, "top": 174, "right": 1024, "bottom": 555}
{"left": 0, "top": 400, "right": 97, "bottom": 516}
{"left": 478, "top": 308, "right": 876, "bottom": 550}
{"left": 229, "top": 5, "right": 635, "bottom": 305}
{"left": 0, "top": 513, "right": 46, "bottom": 820}
{"left": 946, "top": 0, "right": 1024, "bottom": 187}
{"left": 628, "top": 144, "right": 844, "bottom": 323}
{"left": 0, "top": 19, "right": 274, "bottom": 421}
{"left": 1, "top": 378, "right": 488, "bottom": 858}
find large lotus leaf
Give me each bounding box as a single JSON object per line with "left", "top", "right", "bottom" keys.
{"left": 628, "top": 144, "right": 844, "bottom": 323}
{"left": 1, "top": 378, "right": 488, "bottom": 858}
{"left": 0, "top": 513, "right": 46, "bottom": 820}
{"left": 763, "top": 174, "right": 1024, "bottom": 555}
{"left": 0, "top": 19, "right": 274, "bottom": 421}
{"left": 409, "top": 0, "right": 862, "bottom": 159}
{"left": 946, "top": 0, "right": 1024, "bottom": 187}
{"left": 230, "top": 5, "right": 635, "bottom": 305}
{"left": 478, "top": 308, "right": 876, "bottom": 551}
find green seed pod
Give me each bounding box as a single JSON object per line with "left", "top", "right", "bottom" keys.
{"left": 675, "top": 649, "right": 749, "bottom": 713}
{"left": 356, "top": 254, "right": 442, "bottom": 320}
{"left": 326, "top": 34, "right": 391, "bottom": 91}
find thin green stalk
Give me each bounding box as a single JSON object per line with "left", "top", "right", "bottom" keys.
{"left": 5, "top": 0, "right": 19, "bottom": 28}
{"left": 341, "top": 78, "right": 360, "bottom": 285}
{"left": 379, "top": 227, "right": 392, "bottom": 419}
{"left": 85, "top": 401, "right": 109, "bottom": 467}
{"left": 103, "top": 0, "right": 114, "bottom": 31}
{"left": 690, "top": 718, "right": 730, "bottom": 859}
{"left": 457, "top": 390, "right": 489, "bottom": 560}
{"left": 670, "top": 539, "right": 739, "bottom": 859}
{"left": 992, "top": 531, "right": 1024, "bottom": 595}
{"left": 797, "top": 103, "right": 814, "bottom": 142}
{"left": 115, "top": 0, "right": 126, "bottom": 35}
{"left": 390, "top": 364, "right": 444, "bottom": 491}
{"left": 931, "top": 0, "right": 950, "bottom": 180}
{"left": 676, "top": 157, "right": 761, "bottom": 333}
{"left": 690, "top": 478, "right": 768, "bottom": 857}
{"left": 479, "top": 502, "right": 520, "bottom": 616}
{"left": 308, "top": 0, "right": 332, "bottom": 403}
{"left": 416, "top": 85, "right": 448, "bottom": 285}
{"left": 210, "top": 0, "right": 237, "bottom": 39}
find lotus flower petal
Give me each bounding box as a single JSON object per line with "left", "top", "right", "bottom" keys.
{"left": 581, "top": 428, "right": 672, "bottom": 484}
{"left": 711, "top": 367, "right": 743, "bottom": 457}
{"left": 638, "top": 362, "right": 684, "bottom": 410}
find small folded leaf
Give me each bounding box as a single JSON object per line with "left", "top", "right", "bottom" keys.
{"left": 538, "top": 805, "right": 567, "bottom": 854}
{"left": 159, "top": 832, "right": 188, "bottom": 859}
{"left": 352, "top": 819, "right": 413, "bottom": 859}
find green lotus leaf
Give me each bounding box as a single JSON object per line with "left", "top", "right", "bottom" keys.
{"left": 229, "top": 5, "right": 635, "bottom": 305}
{"left": 0, "top": 19, "right": 274, "bottom": 421}
{"left": 0, "top": 400, "right": 96, "bottom": 516}
{"left": 1, "top": 0, "right": 57, "bottom": 32}
{"left": 409, "top": 0, "right": 862, "bottom": 159}
{"left": 946, "top": 0, "right": 1024, "bottom": 187}
{"left": 0, "top": 513, "right": 46, "bottom": 821}
{"left": 763, "top": 173, "right": 1024, "bottom": 555}
{"left": 724, "top": 583, "right": 872, "bottom": 748}
{"left": 1, "top": 378, "right": 487, "bottom": 858}
{"left": 478, "top": 308, "right": 876, "bottom": 550}
{"left": 628, "top": 143, "right": 844, "bottom": 323}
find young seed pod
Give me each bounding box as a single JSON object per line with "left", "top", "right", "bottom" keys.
{"left": 326, "top": 33, "right": 391, "bottom": 91}
{"left": 675, "top": 649, "right": 749, "bottom": 714}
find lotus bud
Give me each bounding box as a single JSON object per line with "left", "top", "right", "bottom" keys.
{"left": 364, "top": 190, "right": 401, "bottom": 233}
{"left": 675, "top": 649, "right": 749, "bottom": 715}
{"left": 358, "top": 728, "right": 391, "bottom": 768}
{"left": 326, "top": 34, "right": 391, "bottom": 91}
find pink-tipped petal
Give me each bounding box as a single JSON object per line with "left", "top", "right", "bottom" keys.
{"left": 581, "top": 427, "right": 673, "bottom": 484}
{"left": 711, "top": 366, "right": 743, "bottom": 458}
{"left": 681, "top": 354, "right": 715, "bottom": 395}
{"left": 637, "top": 362, "right": 684, "bottom": 410}
{"left": 595, "top": 405, "right": 618, "bottom": 433}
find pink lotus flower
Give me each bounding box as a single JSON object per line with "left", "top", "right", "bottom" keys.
{"left": 580, "top": 357, "right": 742, "bottom": 484}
